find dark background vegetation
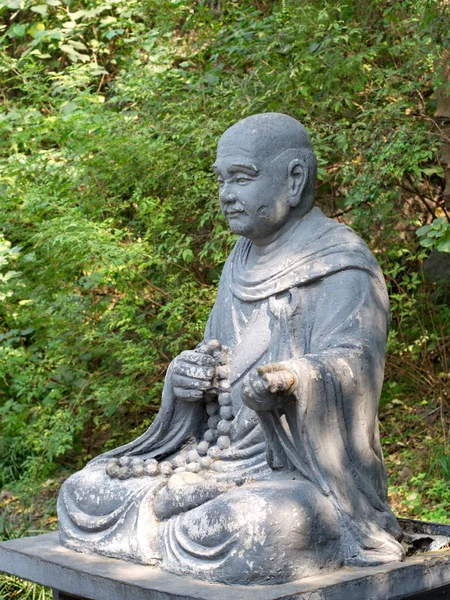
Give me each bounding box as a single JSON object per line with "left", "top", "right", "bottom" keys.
{"left": 0, "top": 0, "right": 449, "bottom": 596}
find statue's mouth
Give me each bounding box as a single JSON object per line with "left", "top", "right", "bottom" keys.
{"left": 225, "top": 209, "right": 245, "bottom": 217}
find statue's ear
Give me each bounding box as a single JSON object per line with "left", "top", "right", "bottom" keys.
{"left": 287, "top": 158, "right": 308, "bottom": 208}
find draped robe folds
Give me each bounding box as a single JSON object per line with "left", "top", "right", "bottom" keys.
{"left": 57, "top": 207, "right": 405, "bottom": 583}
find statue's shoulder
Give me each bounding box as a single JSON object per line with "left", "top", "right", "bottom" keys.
{"left": 295, "top": 208, "right": 385, "bottom": 284}
{"left": 294, "top": 207, "right": 372, "bottom": 258}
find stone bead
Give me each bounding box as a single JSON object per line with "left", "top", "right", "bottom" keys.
{"left": 199, "top": 456, "right": 213, "bottom": 469}
{"left": 186, "top": 462, "right": 201, "bottom": 473}
{"left": 118, "top": 456, "right": 131, "bottom": 467}
{"left": 207, "top": 446, "right": 222, "bottom": 460}
{"left": 207, "top": 414, "right": 220, "bottom": 429}
{"left": 218, "top": 392, "right": 232, "bottom": 406}
{"left": 212, "top": 348, "right": 223, "bottom": 362}
{"left": 132, "top": 464, "right": 145, "bottom": 477}
{"left": 218, "top": 380, "right": 231, "bottom": 392}
{"left": 106, "top": 464, "right": 120, "bottom": 478}
{"left": 216, "top": 365, "right": 228, "bottom": 380}
{"left": 186, "top": 449, "right": 200, "bottom": 464}
{"left": 117, "top": 466, "right": 131, "bottom": 479}
{"left": 174, "top": 466, "right": 186, "bottom": 473}
{"left": 205, "top": 402, "right": 218, "bottom": 416}
{"left": 217, "top": 435, "right": 231, "bottom": 450}
{"left": 171, "top": 454, "right": 186, "bottom": 469}
{"left": 207, "top": 339, "right": 221, "bottom": 353}
{"left": 196, "top": 440, "right": 210, "bottom": 456}
{"left": 130, "top": 457, "right": 142, "bottom": 466}
{"left": 219, "top": 405, "right": 233, "bottom": 420}
{"left": 203, "top": 428, "right": 218, "bottom": 443}
{"left": 217, "top": 419, "right": 231, "bottom": 435}
{"left": 143, "top": 459, "right": 159, "bottom": 476}
{"left": 159, "top": 461, "right": 173, "bottom": 476}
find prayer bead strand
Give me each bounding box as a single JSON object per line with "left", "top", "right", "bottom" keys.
{"left": 106, "top": 342, "right": 233, "bottom": 480}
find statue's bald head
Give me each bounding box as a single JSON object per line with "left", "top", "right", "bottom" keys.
{"left": 217, "top": 113, "right": 317, "bottom": 211}
{"left": 218, "top": 113, "right": 313, "bottom": 159}
{"left": 214, "top": 114, "right": 317, "bottom": 243}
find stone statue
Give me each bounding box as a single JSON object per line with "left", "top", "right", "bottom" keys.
{"left": 57, "top": 113, "right": 405, "bottom": 585}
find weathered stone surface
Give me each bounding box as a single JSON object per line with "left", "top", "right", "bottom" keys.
{"left": 52, "top": 592, "right": 86, "bottom": 600}
{"left": 1, "top": 532, "right": 450, "bottom": 600}
{"left": 57, "top": 113, "right": 404, "bottom": 583}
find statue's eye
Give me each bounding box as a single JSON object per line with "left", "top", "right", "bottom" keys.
{"left": 236, "top": 176, "right": 250, "bottom": 184}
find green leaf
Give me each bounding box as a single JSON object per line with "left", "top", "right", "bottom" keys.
{"left": 421, "top": 166, "right": 444, "bottom": 177}
{"left": 60, "top": 100, "right": 79, "bottom": 114}
{"left": 60, "top": 43, "right": 90, "bottom": 62}
{"left": 182, "top": 248, "right": 194, "bottom": 262}
{"left": 436, "top": 236, "right": 450, "bottom": 253}
{"left": 8, "top": 23, "right": 27, "bottom": 38}
{"left": 70, "top": 9, "right": 90, "bottom": 20}
{"left": 308, "top": 41, "right": 322, "bottom": 53}
{"left": 20, "top": 327, "right": 34, "bottom": 336}
{"left": 4, "top": 0, "right": 22, "bottom": 8}
{"left": 416, "top": 225, "right": 431, "bottom": 237}
{"left": 69, "top": 40, "right": 88, "bottom": 50}
{"left": 30, "top": 4, "right": 48, "bottom": 15}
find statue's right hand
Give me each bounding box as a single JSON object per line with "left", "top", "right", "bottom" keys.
{"left": 172, "top": 349, "right": 216, "bottom": 402}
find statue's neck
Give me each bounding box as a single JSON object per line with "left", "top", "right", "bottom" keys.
{"left": 247, "top": 207, "right": 315, "bottom": 262}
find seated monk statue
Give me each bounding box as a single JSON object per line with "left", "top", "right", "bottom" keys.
{"left": 57, "top": 113, "right": 405, "bottom": 585}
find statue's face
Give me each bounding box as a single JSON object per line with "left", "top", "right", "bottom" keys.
{"left": 213, "top": 137, "right": 291, "bottom": 244}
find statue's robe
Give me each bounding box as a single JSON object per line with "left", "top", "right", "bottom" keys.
{"left": 58, "top": 207, "right": 405, "bottom": 584}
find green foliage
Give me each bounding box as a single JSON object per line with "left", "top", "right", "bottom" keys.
{"left": 0, "top": 576, "right": 50, "bottom": 600}
{"left": 391, "top": 473, "right": 450, "bottom": 523}
{"left": 417, "top": 216, "right": 450, "bottom": 252}
{"left": 0, "top": 491, "right": 53, "bottom": 599}
{"left": 0, "top": 0, "right": 448, "bottom": 532}
{"left": 0, "top": 234, "right": 20, "bottom": 300}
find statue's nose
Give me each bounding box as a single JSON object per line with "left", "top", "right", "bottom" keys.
{"left": 219, "top": 185, "right": 237, "bottom": 204}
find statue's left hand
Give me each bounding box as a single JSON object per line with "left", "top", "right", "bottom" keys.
{"left": 241, "top": 363, "right": 297, "bottom": 412}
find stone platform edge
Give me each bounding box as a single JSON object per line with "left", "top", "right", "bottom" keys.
{"left": 0, "top": 531, "right": 449, "bottom": 600}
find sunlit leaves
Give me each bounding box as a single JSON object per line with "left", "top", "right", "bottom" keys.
{"left": 417, "top": 217, "right": 450, "bottom": 252}
{"left": 0, "top": 0, "right": 448, "bottom": 494}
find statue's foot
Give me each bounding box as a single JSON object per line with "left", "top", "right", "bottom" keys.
{"left": 154, "top": 472, "right": 234, "bottom": 520}
{"left": 159, "top": 478, "right": 344, "bottom": 584}
{"left": 57, "top": 461, "right": 165, "bottom": 563}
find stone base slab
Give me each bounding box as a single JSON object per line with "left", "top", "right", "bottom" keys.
{"left": 0, "top": 531, "right": 450, "bottom": 600}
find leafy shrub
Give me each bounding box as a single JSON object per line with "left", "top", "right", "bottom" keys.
{"left": 0, "top": 0, "right": 448, "bottom": 514}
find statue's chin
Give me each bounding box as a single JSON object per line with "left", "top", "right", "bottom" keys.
{"left": 227, "top": 221, "right": 251, "bottom": 236}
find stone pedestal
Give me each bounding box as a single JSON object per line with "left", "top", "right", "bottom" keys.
{"left": 52, "top": 593, "right": 86, "bottom": 600}
{"left": 0, "top": 526, "right": 450, "bottom": 600}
